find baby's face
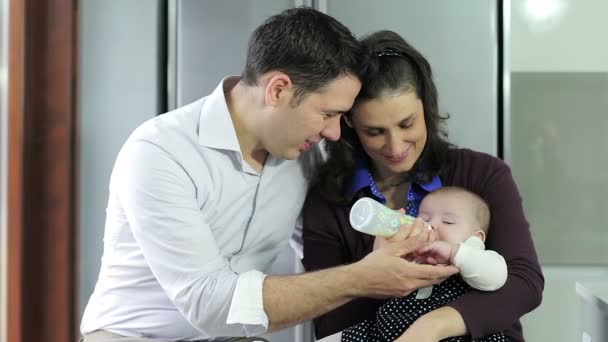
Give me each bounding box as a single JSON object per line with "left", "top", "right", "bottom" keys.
{"left": 418, "top": 193, "right": 481, "bottom": 245}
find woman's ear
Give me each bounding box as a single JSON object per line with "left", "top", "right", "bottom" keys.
{"left": 343, "top": 115, "right": 353, "bottom": 128}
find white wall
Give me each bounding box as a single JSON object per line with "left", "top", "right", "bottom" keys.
{"left": 521, "top": 267, "right": 608, "bottom": 341}
{"left": 511, "top": 0, "right": 608, "bottom": 72}
{"left": 78, "top": 0, "right": 162, "bottom": 323}
{"left": 326, "top": 0, "right": 498, "bottom": 156}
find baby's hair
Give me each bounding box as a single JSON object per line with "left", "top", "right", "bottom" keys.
{"left": 425, "top": 186, "right": 490, "bottom": 233}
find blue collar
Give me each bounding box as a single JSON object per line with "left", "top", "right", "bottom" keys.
{"left": 345, "top": 154, "right": 442, "bottom": 200}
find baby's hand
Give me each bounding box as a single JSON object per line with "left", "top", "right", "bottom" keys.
{"left": 415, "top": 240, "right": 458, "bottom": 265}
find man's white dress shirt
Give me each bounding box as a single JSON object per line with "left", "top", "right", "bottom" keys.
{"left": 81, "top": 78, "right": 323, "bottom": 340}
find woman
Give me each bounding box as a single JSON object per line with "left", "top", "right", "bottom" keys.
{"left": 301, "top": 30, "right": 543, "bottom": 341}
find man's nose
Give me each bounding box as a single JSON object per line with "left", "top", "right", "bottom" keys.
{"left": 321, "top": 116, "right": 341, "bottom": 141}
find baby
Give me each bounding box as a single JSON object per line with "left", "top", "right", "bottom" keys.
{"left": 342, "top": 186, "right": 509, "bottom": 342}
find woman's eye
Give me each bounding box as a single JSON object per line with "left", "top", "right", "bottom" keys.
{"left": 366, "top": 129, "right": 383, "bottom": 136}
{"left": 400, "top": 121, "right": 413, "bottom": 129}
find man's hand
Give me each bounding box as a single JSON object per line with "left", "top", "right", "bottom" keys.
{"left": 263, "top": 222, "right": 454, "bottom": 332}
{"left": 373, "top": 214, "right": 435, "bottom": 251}
{"left": 353, "top": 236, "right": 458, "bottom": 298}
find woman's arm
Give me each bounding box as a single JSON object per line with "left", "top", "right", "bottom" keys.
{"left": 447, "top": 151, "right": 544, "bottom": 340}
{"left": 395, "top": 306, "right": 466, "bottom": 342}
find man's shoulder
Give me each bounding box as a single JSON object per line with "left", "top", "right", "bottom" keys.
{"left": 128, "top": 99, "right": 206, "bottom": 150}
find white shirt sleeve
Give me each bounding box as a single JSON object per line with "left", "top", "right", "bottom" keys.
{"left": 452, "top": 236, "right": 508, "bottom": 291}
{"left": 227, "top": 270, "right": 269, "bottom": 334}
{"left": 115, "top": 140, "right": 269, "bottom": 337}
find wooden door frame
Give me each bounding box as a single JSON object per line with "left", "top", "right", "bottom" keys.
{"left": 7, "top": 0, "right": 79, "bottom": 341}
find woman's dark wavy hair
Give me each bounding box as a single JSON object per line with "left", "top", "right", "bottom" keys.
{"left": 318, "top": 30, "right": 453, "bottom": 203}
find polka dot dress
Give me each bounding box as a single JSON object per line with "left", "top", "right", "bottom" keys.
{"left": 406, "top": 186, "right": 418, "bottom": 217}
{"left": 341, "top": 276, "right": 509, "bottom": 341}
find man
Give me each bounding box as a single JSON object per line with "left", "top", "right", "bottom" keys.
{"left": 81, "top": 7, "right": 457, "bottom": 341}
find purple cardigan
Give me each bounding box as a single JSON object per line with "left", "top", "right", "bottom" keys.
{"left": 301, "top": 148, "right": 544, "bottom": 341}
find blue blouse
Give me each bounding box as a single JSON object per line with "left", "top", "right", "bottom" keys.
{"left": 345, "top": 155, "right": 442, "bottom": 217}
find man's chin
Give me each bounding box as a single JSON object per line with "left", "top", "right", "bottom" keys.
{"left": 286, "top": 149, "right": 302, "bottom": 160}
{"left": 270, "top": 148, "right": 301, "bottom": 160}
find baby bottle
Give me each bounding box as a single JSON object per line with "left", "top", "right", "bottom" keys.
{"left": 349, "top": 197, "right": 418, "bottom": 237}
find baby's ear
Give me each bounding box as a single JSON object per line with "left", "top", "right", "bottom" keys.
{"left": 474, "top": 229, "right": 486, "bottom": 242}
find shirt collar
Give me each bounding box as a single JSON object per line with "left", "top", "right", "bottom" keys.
{"left": 197, "top": 76, "right": 242, "bottom": 153}
{"left": 345, "top": 153, "right": 442, "bottom": 197}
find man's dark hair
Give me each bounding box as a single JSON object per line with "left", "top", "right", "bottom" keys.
{"left": 241, "top": 7, "right": 362, "bottom": 102}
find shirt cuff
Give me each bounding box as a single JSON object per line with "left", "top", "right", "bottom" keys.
{"left": 226, "top": 270, "right": 269, "bottom": 335}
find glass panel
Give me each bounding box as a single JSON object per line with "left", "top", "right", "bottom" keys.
{"left": 509, "top": 0, "right": 608, "bottom": 265}
{"left": 510, "top": 72, "right": 608, "bottom": 265}
{"left": 509, "top": 1, "right": 608, "bottom": 340}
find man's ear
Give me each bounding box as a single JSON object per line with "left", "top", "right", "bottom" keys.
{"left": 264, "top": 73, "right": 293, "bottom": 106}
{"left": 474, "top": 229, "right": 486, "bottom": 242}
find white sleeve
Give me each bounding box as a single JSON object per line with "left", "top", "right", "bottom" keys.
{"left": 453, "top": 236, "right": 508, "bottom": 291}
{"left": 227, "top": 270, "right": 269, "bottom": 332}
{"left": 115, "top": 140, "right": 268, "bottom": 337}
